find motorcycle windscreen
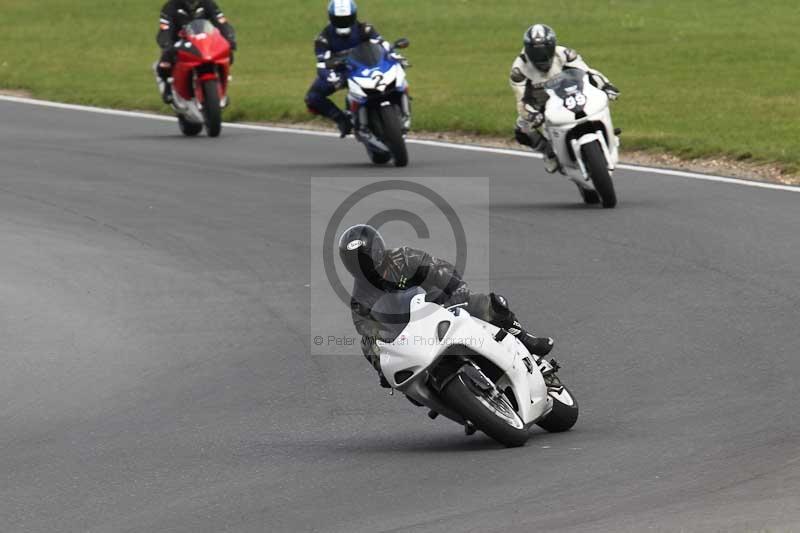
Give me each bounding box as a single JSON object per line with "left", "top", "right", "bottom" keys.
{"left": 369, "top": 287, "right": 426, "bottom": 342}
{"left": 347, "top": 42, "right": 385, "bottom": 68}
{"left": 544, "top": 68, "right": 586, "bottom": 98}
{"left": 183, "top": 19, "right": 216, "bottom": 36}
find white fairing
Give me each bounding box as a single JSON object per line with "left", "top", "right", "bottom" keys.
{"left": 377, "top": 295, "right": 552, "bottom": 427}
{"left": 394, "top": 66, "right": 407, "bottom": 90}
{"left": 347, "top": 79, "right": 368, "bottom": 99}
{"left": 543, "top": 71, "right": 620, "bottom": 187}
{"left": 349, "top": 64, "right": 401, "bottom": 95}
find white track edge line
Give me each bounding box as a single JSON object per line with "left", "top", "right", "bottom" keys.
{"left": 2, "top": 94, "right": 797, "bottom": 192}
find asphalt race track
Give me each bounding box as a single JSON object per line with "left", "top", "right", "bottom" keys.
{"left": 1, "top": 99, "right": 798, "bottom": 533}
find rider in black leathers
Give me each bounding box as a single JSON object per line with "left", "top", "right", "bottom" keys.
{"left": 338, "top": 224, "right": 554, "bottom": 387}
{"left": 155, "top": 0, "right": 237, "bottom": 103}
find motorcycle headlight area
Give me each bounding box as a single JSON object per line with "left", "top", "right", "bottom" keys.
{"left": 351, "top": 65, "right": 400, "bottom": 95}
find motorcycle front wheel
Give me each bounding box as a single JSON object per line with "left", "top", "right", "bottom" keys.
{"left": 581, "top": 141, "right": 617, "bottom": 208}
{"left": 443, "top": 371, "right": 528, "bottom": 447}
{"left": 377, "top": 105, "right": 409, "bottom": 168}
{"left": 201, "top": 79, "right": 222, "bottom": 138}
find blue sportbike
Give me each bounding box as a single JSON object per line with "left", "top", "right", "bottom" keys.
{"left": 328, "top": 38, "right": 412, "bottom": 167}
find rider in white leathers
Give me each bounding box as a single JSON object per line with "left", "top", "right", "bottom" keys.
{"left": 510, "top": 24, "right": 619, "bottom": 173}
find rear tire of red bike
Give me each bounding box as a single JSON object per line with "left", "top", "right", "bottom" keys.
{"left": 178, "top": 115, "right": 203, "bottom": 137}
{"left": 201, "top": 79, "right": 222, "bottom": 138}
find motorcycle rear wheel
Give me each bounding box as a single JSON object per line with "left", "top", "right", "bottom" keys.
{"left": 201, "top": 79, "right": 222, "bottom": 138}
{"left": 178, "top": 115, "right": 203, "bottom": 137}
{"left": 367, "top": 148, "right": 392, "bottom": 165}
{"left": 581, "top": 141, "right": 617, "bottom": 208}
{"left": 577, "top": 184, "right": 600, "bottom": 205}
{"left": 537, "top": 385, "right": 579, "bottom": 433}
{"left": 443, "top": 372, "right": 528, "bottom": 447}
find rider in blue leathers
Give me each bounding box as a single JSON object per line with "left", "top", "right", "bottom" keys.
{"left": 305, "top": 0, "right": 386, "bottom": 137}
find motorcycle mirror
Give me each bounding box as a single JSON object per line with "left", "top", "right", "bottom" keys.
{"left": 393, "top": 38, "right": 410, "bottom": 50}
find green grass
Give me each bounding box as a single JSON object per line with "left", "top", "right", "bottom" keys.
{"left": 2, "top": 1, "right": 798, "bottom": 172}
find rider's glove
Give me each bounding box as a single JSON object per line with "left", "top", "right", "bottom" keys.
{"left": 517, "top": 104, "right": 544, "bottom": 132}
{"left": 390, "top": 53, "right": 410, "bottom": 68}
{"left": 604, "top": 83, "right": 620, "bottom": 101}
{"left": 326, "top": 70, "right": 344, "bottom": 88}
{"left": 525, "top": 110, "right": 545, "bottom": 128}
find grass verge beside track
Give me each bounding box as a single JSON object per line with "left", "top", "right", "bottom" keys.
{"left": 2, "top": 1, "right": 797, "bottom": 173}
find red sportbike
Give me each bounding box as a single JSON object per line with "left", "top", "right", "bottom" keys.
{"left": 164, "top": 19, "right": 232, "bottom": 137}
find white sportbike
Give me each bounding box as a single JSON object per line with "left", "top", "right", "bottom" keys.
{"left": 373, "top": 287, "right": 578, "bottom": 447}
{"left": 542, "top": 68, "right": 621, "bottom": 208}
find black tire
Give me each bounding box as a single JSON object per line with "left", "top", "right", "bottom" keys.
{"left": 378, "top": 105, "right": 409, "bottom": 167}
{"left": 178, "top": 115, "right": 203, "bottom": 137}
{"left": 201, "top": 79, "right": 222, "bottom": 138}
{"left": 537, "top": 385, "right": 579, "bottom": 433}
{"left": 442, "top": 373, "right": 529, "bottom": 447}
{"left": 577, "top": 185, "right": 600, "bottom": 205}
{"left": 581, "top": 141, "right": 617, "bottom": 208}
{"left": 368, "top": 149, "right": 392, "bottom": 165}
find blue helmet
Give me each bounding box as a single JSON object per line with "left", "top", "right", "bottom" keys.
{"left": 328, "top": 0, "right": 358, "bottom": 35}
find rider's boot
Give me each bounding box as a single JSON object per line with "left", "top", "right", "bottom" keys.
{"left": 488, "top": 293, "right": 554, "bottom": 357}
{"left": 333, "top": 111, "right": 353, "bottom": 138}
{"left": 543, "top": 143, "right": 560, "bottom": 174}
{"left": 515, "top": 128, "right": 560, "bottom": 173}
{"left": 401, "top": 93, "right": 412, "bottom": 133}
{"left": 516, "top": 331, "right": 555, "bottom": 357}
{"left": 155, "top": 61, "right": 174, "bottom": 104}
{"left": 482, "top": 293, "right": 560, "bottom": 387}
{"left": 514, "top": 127, "right": 535, "bottom": 148}
{"left": 161, "top": 83, "right": 173, "bottom": 105}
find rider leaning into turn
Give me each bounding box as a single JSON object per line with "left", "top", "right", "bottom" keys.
{"left": 510, "top": 24, "right": 619, "bottom": 173}
{"left": 155, "top": 0, "right": 237, "bottom": 104}
{"left": 305, "top": 0, "right": 388, "bottom": 138}
{"left": 338, "top": 224, "right": 555, "bottom": 388}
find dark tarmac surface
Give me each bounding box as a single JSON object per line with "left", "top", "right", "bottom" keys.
{"left": 1, "top": 100, "right": 798, "bottom": 532}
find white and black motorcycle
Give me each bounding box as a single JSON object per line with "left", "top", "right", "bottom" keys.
{"left": 542, "top": 68, "right": 621, "bottom": 208}
{"left": 373, "top": 287, "right": 578, "bottom": 447}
